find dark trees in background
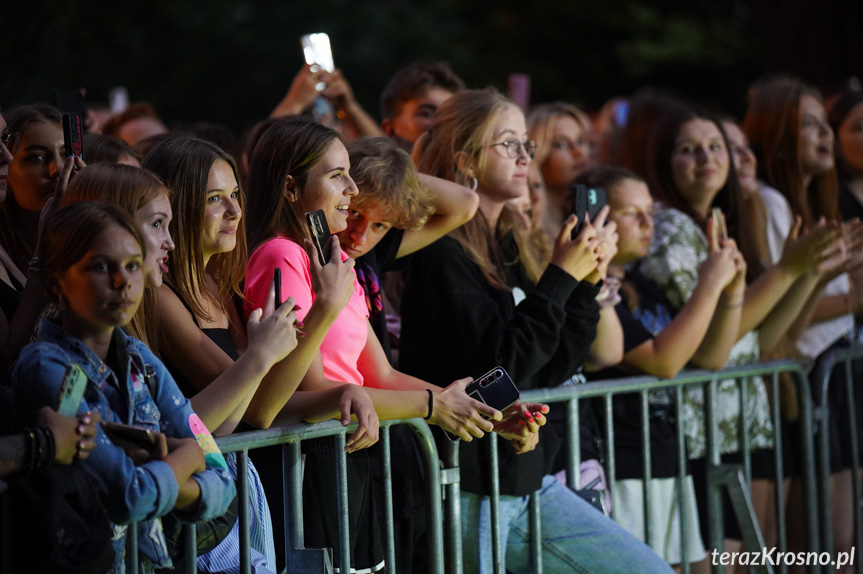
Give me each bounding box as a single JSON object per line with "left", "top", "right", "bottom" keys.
{"left": 0, "top": 0, "right": 860, "bottom": 134}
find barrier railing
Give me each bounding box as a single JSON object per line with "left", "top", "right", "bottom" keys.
{"left": 3, "top": 357, "right": 851, "bottom": 573}
{"left": 812, "top": 344, "right": 863, "bottom": 574}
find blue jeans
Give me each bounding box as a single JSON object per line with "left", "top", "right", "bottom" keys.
{"left": 461, "top": 474, "right": 674, "bottom": 573}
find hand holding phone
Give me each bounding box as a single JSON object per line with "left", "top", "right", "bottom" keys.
{"left": 571, "top": 185, "right": 607, "bottom": 239}
{"left": 443, "top": 367, "right": 520, "bottom": 440}
{"left": 306, "top": 209, "right": 333, "bottom": 266}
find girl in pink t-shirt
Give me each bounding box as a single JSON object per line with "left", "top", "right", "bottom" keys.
{"left": 243, "top": 117, "right": 514, "bottom": 571}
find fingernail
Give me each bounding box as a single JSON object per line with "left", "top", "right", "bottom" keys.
{"left": 296, "top": 321, "right": 305, "bottom": 328}
{"left": 78, "top": 440, "right": 87, "bottom": 449}
{"left": 295, "top": 329, "right": 306, "bottom": 337}
{"left": 81, "top": 415, "right": 91, "bottom": 424}
{"left": 293, "top": 304, "right": 302, "bottom": 311}
{"left": 519, "top": 421, "right": 525, "bottom": 426}
{"left": 77, "top": 425, "right": 87, "bottom": 435}
{"left": 541, "top": 405, "right": 549, "bottom": 413}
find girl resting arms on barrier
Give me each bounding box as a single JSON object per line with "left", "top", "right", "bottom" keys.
{"left": 401, "top": 88, "right": 673, "bottom": 573}
{"left": 12, "top": 202, "right": 235, "bottom": 573}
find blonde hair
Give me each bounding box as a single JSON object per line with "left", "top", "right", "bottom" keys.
{"left": 348, "top": 136, "right": 433, "bottom": 229}
{"left": 414, "top": 89, "right": 542, "bottom": 288}
{"left": 527, "top": 101, "right": 592, "bottom": 173}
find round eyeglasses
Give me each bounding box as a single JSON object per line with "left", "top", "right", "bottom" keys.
{"left": 490, "top": 139, "right": 537, "bottom": 159}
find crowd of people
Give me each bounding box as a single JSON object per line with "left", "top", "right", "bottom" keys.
{"left": 1, "top": 59, "right": 863, "bottom": 574}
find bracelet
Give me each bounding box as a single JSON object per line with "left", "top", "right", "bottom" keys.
{"left": 424, "top": 389, "right": 434, "bottom": 420}
{"left": 22, "top": 426, "right": 55, "bottom": 475}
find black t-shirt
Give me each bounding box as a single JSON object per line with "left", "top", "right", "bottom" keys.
{"left": 838, "top": 182, "right": 863, "bottom": 223}
{"left": 355, "top": 229, "right": 404, "bottom": 364}
{"left": 590, "top": 268, "right": 686, "bottom": 479}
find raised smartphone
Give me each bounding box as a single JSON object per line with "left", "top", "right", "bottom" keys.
{"left": 56, "top": 364, "right": 88, "bottom": 416}
{"left": 62, "top": 112, "right": 84, "bottom": 161}
{"left": 571, "top": 185, "right": 607, "bottom": 238}
{"left": 711, "top": 207, "right": 728, "bottom": 245}
{"left": 305, "top": 209, "right": 332, "bottom": 266}
{"left": 301, "top": 33, "right": 335, "bottom": 74}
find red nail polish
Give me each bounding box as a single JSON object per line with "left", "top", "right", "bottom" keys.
{"left": 296, "top": 329, "right": 307, "bottom": 337}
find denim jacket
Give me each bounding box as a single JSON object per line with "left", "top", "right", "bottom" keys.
{"left": 13, "top": 319, "right": 236, "bottom": 573}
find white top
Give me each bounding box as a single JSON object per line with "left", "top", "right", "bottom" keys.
{"left": 759, "top": 183, "right": 853, "bottom": 359}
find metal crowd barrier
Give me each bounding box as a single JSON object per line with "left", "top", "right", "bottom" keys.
{"left": 5, "top": 356, "right": 852, "bottom": 574}
{"left": 501, "top": 360, "right": 822, "bottom": 574}
{"left": 812, "top": 344, "right": 863, "bottom": 574}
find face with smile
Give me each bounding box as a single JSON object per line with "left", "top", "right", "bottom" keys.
{"left": 541, "top": 115, "right": 592, "bottom": 193}
{"left": 607, "top": 178, "right": 654, "bottom": 264}
{"left": 8, "top": 120, "right": 65, "bottom": 211}
{"left": 297, "top": 139, "right": 358, "bottom": 234}
{"left": 722, "top": 121, "right": 759, "bottom": 197}
{"left": 798, "top": 94, "right": 835, "bottom": 178}
{"left": 133, "top": 192, "right": 175, "bottom": 288}
{"left": 385, "top": 87, "right": 454, "bottom": 144}
{"left": 337, "top": 202, "right": 394, "bottom": 259}
{"left": 838, "top": 102, "right": 863, "bottom": 175}
{"left": 476, "top": 104, "right": 531, "bottom": 204}
{"left": 670, "top": 118, "right": 730, "bottom": 216}
{"left": 0, "top": 113, "right": 13, "bottom": 202}
{"left": 56, "top": 224, "right": 145, "bottom": 338}
{"left": 202, "top": 159, "right": 242, "bottom": 261}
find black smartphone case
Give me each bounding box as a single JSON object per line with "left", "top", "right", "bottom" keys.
{"left": 62, "top": 113, "right": 84, "bottom": 160}
{"left": 305, "top": 209, "right": 332, "bottom": 266}
{"left": 444, "top": 367, "right": 520, "bottom": 441}
{"left": 571, "top": 185, "right": 607, "bottom": 238}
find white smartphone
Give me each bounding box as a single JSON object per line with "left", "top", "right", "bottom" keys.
{"left": 301, "top": 33, "right": 334, "bottom": 74}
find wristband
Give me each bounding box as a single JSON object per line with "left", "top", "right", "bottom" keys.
{"left": 424, "top": 389, "right": 434, "bottom": 420}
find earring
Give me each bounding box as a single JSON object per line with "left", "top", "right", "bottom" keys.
{"left": 468, "top": 177, "right": 478, "bottom": 191}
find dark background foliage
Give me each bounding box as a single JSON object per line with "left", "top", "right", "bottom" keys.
{"left": 2, "top": 0, "right": 861, "bottom": 135}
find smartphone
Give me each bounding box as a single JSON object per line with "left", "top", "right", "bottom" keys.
{"left": 301, "top": 33, "right": 335, "bottom": 74}
{"left": 56, "top": 364, "right": 88, "bottom": 417}
{"left": 274, "top": 268, "right": 283, "bottom": 307}
{"left": 62, "top": 113, "right": 84, "bottom": 161}
{"left": 711, "top": 207, "right": 728, "bottom": 245}
{"left": 445, "top": 366, "right": 520, "bottom": 440}
{"left": 305, "top": 209, "right": 332, "bottom": 266}
{"left": 571, "top": 185, "right": 607, "bottom": 238}
{"left": 101, "top": 422, "right": 157, "bottom": 449}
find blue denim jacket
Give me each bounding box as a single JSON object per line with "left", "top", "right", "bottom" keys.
{"left": 13, "top": 319, "right": 236, "bottom": 573}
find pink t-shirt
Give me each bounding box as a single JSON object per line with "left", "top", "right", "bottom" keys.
{"left": 244, "top": 237, "right": 369, "bottom": 386}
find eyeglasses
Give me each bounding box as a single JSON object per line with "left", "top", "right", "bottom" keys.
{"left": 0, "top": 132, "right": 20, "bottom": 155}
{"left": 490, "top": 139, "right": 537, "bottom": 159}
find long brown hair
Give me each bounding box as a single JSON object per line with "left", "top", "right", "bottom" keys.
{"left": 245, "top": 117, "right": 343, "bottom": 252}
{"left": 744, "top": 76, "right": 839, "bottom": 226}
{"left": 649, "top": 106, "right": 763, "bottom": 281}
{"left": 413, "top": 89, "right": 541, "bottom": 288}
{"left": 62, "top": 163, "right": 171, "bottom": 347}
{"left": 142, "top": 136, "right": 247, "bottom": 321}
